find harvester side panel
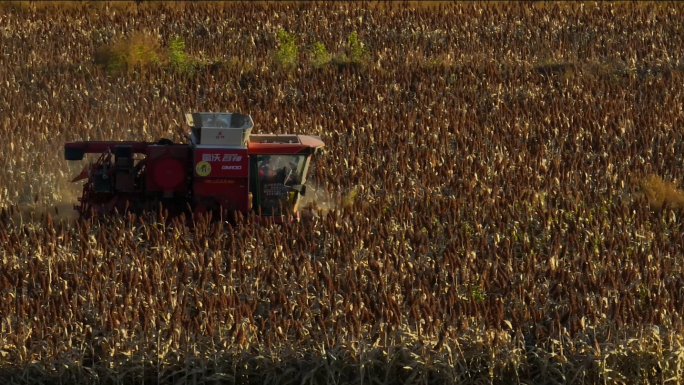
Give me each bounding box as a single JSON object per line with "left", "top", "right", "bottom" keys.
{"left": 192, "top": 147, "right": 250, "bottom": 213}
{"left": 193, "top": 178, "right": 250, "bottom": 213}
{"left": 193, "top": 147, "right": 249, "bottom": 178}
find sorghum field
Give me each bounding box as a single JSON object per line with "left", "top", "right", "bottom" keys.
{"left": 1, "top": 1, "right": 684, "bottom": 383}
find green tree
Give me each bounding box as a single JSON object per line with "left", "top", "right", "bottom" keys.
{"left": 347, "top": 31, "right": 368, "bottom": 63}
{"left": 275, "top": 29, "right": 298, "bottom": 68}
{"left": 311, "top": 41, "right": 330, "bottom": 68}
{"left": 169, "top": 35, "right": 187, "bottom": 70}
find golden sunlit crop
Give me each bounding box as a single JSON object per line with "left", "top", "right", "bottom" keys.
{"left": 1, "top": 1, "right": 684, "bottom": 384}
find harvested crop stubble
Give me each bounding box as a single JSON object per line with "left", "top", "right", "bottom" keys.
{"left": 1, "top": 1, "right": 684, "bottom": 384}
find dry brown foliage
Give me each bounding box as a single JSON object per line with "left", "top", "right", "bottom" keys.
{"left": 639, "top": 174, "right": 684, "bottom": 210}
{"left": 93, "top": 30, "right": 163, "bottom": 71}
{"left": 1, "top": 1, "right": 684, "bottom": 384}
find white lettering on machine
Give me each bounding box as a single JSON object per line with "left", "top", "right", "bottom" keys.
{"left": 202, "top": 154, "right": 243, "bottom": 162}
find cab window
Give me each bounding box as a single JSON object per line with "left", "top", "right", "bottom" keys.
{"left": 250, "top": 155, "right": 309, "bottom": 215}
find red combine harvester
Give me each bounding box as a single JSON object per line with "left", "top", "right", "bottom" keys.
{"left": 64, "top": 112, "right": 324, "bottom": 222}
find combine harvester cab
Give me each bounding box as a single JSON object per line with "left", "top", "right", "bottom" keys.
{"left": 63, "top": 112, "right": 324, "bottom": 223}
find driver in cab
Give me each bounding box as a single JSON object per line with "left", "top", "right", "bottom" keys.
{"left": 259, "top": 157, "right": 296, "bottom": 184}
